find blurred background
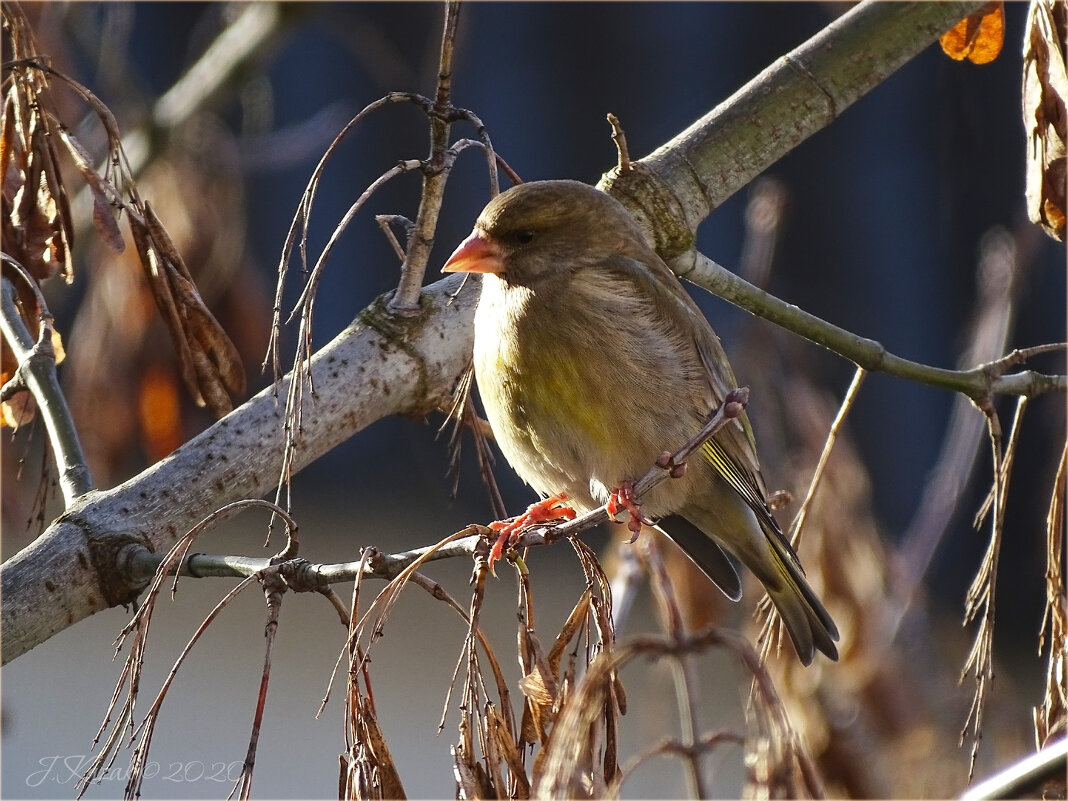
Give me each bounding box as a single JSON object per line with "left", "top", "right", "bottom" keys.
{"left": 2, "top": 2, "right": 1065, "bottom": 799}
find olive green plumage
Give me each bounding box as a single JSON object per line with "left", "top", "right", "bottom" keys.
{"left": 443, "top": 180, "right": 838, "bottom": 664}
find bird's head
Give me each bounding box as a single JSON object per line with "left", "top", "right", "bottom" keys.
{"left": 442, "top": 180, "right": 646, "bottom": 286}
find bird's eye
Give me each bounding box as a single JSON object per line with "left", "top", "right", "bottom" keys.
{"left": 513, "top": 230, "right": 535, "bottom": 245}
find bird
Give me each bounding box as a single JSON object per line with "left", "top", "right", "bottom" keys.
{"left": 442, "top": 179, "right": 839, "bottom": 665}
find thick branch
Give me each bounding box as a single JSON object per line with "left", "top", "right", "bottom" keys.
{"left": 0, "top": 276, "right": 477, "bottom": 664}
{"left": 602, "top": 0, "right": 988, "bottom": 252}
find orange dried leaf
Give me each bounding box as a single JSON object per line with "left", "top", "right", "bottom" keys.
{"left": 940, "top": 2, "right": 1005, "bottom": 64}
{"left": 2, "top": 389, "right": 36, "bottom": 428}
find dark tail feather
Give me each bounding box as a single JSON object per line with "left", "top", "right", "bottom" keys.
{"left": 656, "top": 515, "right": 742, "bottom": 602}
{"left": 758, "top": 516, "right": 839, "bottom": 664}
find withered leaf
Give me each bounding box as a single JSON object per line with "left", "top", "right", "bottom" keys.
{"left": 452, "top": 743, "right": 494, "bottom": 800}
{"left": 342, "top": 692, "right": 406, "bottom": 801}
{"left": 517, "top": 666, "right": 555, "bottom": 708}
{"left": 1023, "top": 0, "right": 1068, "bottom": 241}
{"left": 55, "top": 127, "right": 125, "bottom": 253}
{"left": 1, "top": 387, "right": 36, "bottom": 429}
{"left": 518, "top": 627, "right": 557, "bottom": 745}
{"left": 2, "top": 85, "right": 73, "bottom": 285}
{"left": 127, "top": 202, "right": 246, "bottom": 416}
{"left": 940, "top": 2, "right": 1005, "bottom": 64}
{"left": 546, "top": 588, "right": 592, "bottom": 676}
{"left": 486, "top": 703, "right": 531, "bottom": 799}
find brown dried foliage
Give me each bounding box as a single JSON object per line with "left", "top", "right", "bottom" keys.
{"left": 329, "top": 515, "right": 822, "bottom": 800}
{"left": 755, "top": 374, "right": 972, "bottom": 798}
{"left": 1, "top": 3, "right": 246, "bottom": 445}
{"left": 1023, "top": 0, "right": 1068, "bottom": 242}
{"left": 1034, "top": 443, "right": 1067, "bottom": 753}
{"left": 1, "top": 5, "right": 72, "bottom": 426}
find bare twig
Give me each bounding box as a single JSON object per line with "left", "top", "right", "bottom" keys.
{"left": 960, "top": 396, "right": 1029, "bottom": 777}
{"left": 607, "top": 112, "right": 631, "bottom": 172}
{"left": 1035, "top": 441, "right": 1068, "bottom": 750}
{"left": 443, "top": 364, "right": 507, "bottom": 518}
{"left": 643, "top": 537, "right": 709, "bottom": 798}
{"left": 265, "top": 90, "right": 432, "bottom": 383}
{"left": 960, "top": 737, "right": 1068, "bottom": 801}
{"left": 78, "top": 500, "right": 298, "bottom": 799}
{"left": 388, "top": 0, "right": 462, "bottom": 315}
{"left": 152, "top": 3, "right": 284, "bottom": 131}
{"left": 756, "top": 366, "right": 865, "bottom": 662}
{"left": 375, "top": 214, "right": 416, "bottom": 262}
{"left": 790, "top": 365, "right": 867, "bottom": 547}
{"left": 610, "top": 730, "right": 745, "bottom": 797}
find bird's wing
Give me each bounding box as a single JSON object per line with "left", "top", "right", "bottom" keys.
{"left": 655, "top": 516, "right": 742, "bottom": 601}
{"left": 603, "top": 251, "right": 793, "bottom": 544}
{"left": 603, "top": 251, "right": 760, "bottom": 456}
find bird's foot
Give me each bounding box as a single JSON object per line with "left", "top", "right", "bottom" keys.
{"left": 486, "top": 493, "right": 576, "bottom": 569}
{"left": 606, "top": 480, "right": 650, "bottom": 543}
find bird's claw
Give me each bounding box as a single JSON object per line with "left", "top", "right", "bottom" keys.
{"left": 607, "top": 480, "right": 650, "bottom": 543}
{"left": 486, "top": 493, "right": 576, "bottom": 570}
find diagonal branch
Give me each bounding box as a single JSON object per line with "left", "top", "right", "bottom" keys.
{"left": 603, "top": 0, "right": 990, "bottom": 251}
{"left": 675, "top": 250, "right": 1066, "bottom": 400}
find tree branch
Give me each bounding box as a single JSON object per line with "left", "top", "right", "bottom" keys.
{"left": 0, "top": 271, "right": 93, "bottom": 503}
{"left": 0, "top": 276, "right": 477, "bottom": 664}
{"left": 601, "top": 0, "right": 988, "bottom": 252}
{"left": 672, "top": 251, "right": 1066, "bottom": 400}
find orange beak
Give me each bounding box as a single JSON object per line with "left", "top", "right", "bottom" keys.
{"left": 441, "top": 230, "right": 505, "bottom": 274}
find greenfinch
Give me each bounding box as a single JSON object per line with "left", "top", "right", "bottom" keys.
{"left": 443, "top": 180, "right": 838, "bottom": 665}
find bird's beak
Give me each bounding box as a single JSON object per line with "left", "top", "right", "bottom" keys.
{"left": 441, "top": 230, "right": 505, "bottom": 275}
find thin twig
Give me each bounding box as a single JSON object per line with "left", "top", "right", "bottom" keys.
{"left": 891, "top": 226, "right": 1021, "bottom": 639}
{"left": 790, "top": 364, "right": 866, "bottom": 546}
{"left": 388, "top": 0, "right": 463, "bottom": 314}
{"left": 643, "top": 537, "right": 708, "bottom": 798}
{"left": 607, "top": 112, "right": 631, "bottom": 172}
{"left": 960, "top": 396, "right": 1030, "bottom": 777}
{"left": 960, "top": 737, "right": 1068, "bottom": 801}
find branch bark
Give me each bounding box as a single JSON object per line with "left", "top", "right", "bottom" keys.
{"left": 1, "top": 280, "right": 476, "bottom": 663}
{"left": 601, "top": 0, "right": 988, "bottom": 253}
{"left": 0, "top": 0, "right": 1025, "bottom": 664}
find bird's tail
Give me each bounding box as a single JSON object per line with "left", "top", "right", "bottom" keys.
{"left": 680, "top": 497, "right": 839, "bottom": 665}
{"left": 755, "top": 512, "right": 839, "bottom": 665}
